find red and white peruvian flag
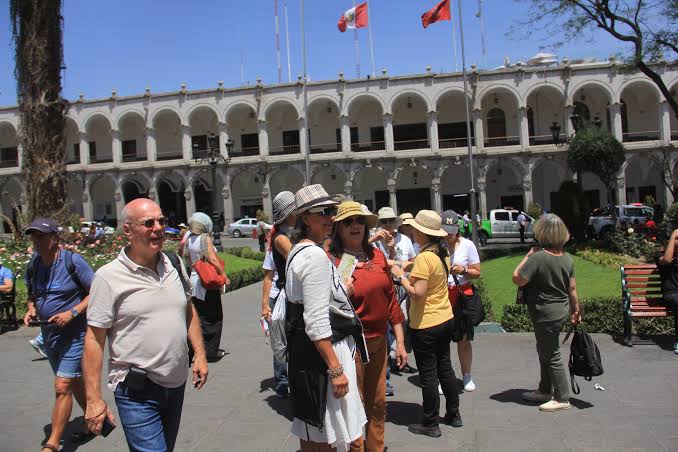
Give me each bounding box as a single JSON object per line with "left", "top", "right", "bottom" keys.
{"left": 338, "top": 2, "right": 369, "bottom": 32}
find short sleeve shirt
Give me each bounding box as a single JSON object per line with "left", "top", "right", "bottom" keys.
{"left": 263, "top": 250, "right": 280, "bottom": 300}
{"left": 376, "top": 232, "right": 417, "bottom": 262}
{"left": 518, "top": 251, "right": 574, "bottom": 323}
{"left": 447, "top": 237, "right": 480, "bottom": 287}
{"left": 87, "top": 248, "right": 191, "bottom": 390}
{"left": 408, "top": 250, "right": 452, "bottom": 330}
{"left": 0, "top": 265, "right": 13, "bottom": 285}
{"left": 27, "top": 251, "right": 94, "bottom": 347}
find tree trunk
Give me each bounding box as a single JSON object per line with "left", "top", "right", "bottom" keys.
{"left": 11, "top": 0, "right": 69, "bottom": 224}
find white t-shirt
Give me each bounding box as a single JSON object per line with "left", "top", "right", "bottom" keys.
{"left": 375, "top": 232, "right": 417, "bottom": 262}
{"left": 262, "top": 250, "right": 280, "bottom": 300}
{"left": 447, "top": 236, "right": 480, "bottom": 287}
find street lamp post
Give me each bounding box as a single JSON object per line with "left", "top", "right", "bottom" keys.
{"left": 550, "top": 113, "right": 601, "bottom": 147}
{"left": 194, "top": 133, "right": 232, "bottom": 250}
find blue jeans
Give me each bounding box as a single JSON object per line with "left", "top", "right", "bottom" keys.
{"left": 114, "top": 379, "right": 186, "bottom": 452}
{"left": 269, "top": 297, "right": 288, "bottom": 390}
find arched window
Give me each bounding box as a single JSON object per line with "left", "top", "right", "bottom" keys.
{"left": 487, "top": 108, "right": 506, "bottom": 138}
{"left": 527, "top": 107, "right": 535, "bottom": 137}
{"left": 573, "top": 101, "right": 590, "bottom": 122}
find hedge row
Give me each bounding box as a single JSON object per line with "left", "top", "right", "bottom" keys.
{"left": 222, "top": 247, "right": 266, "bottom": 261}
{"left": 502, "top": 297, "right": 674, "bottom": 336}
{"left": 225, "top": 266, "right": 265, "bottom": 292}
{"left": 473, "top": 277, "right": 495, "bottom": 323}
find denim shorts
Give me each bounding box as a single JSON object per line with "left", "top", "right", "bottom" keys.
{"left": 46, "top": 336, "right": 84, "bottom": 378}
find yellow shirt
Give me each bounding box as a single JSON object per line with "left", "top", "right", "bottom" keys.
{"left": 408, "top": 249, "right": 453, "bottom": 329}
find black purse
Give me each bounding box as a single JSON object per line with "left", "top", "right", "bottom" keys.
{"left": 451, "top": 273, "right": 486, "bottom": 327}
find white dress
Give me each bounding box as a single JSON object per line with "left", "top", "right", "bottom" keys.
{"left": 187, "top": 233, "right": 217, "bottom": 301}
{"left": 286, "top": 243, "right": 367, "bottom": 450}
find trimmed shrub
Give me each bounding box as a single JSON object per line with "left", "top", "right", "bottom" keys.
{"left": 608, "top": 230, "right": 659, "bottom": 260}
{"left": 526, "top": 202, "right": 543, "bottom": 220}
{"left": 222, "top": 247, "right": 265, "bottom": 261}
{"left": 225, "top": 266, "right": 265, "bottom": 292}
{"left": 502, "top": 297, "right": 673, "bottom": 336}
{"left": 474, "top": 277, "right": 495, "bottom": 322}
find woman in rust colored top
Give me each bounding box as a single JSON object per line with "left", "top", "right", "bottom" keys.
{"left": 329, "top": 201, "right": 408, "bottom": 452}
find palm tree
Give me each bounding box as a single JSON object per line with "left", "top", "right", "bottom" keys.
{"left": 10, "top": 0, "right": 69, "bottom": 223}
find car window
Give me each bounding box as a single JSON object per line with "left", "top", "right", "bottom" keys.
{"left": 624, "top": 208, "right": 645, "bottom": 217}
{"left": 494, "top": 212, "right": 510, "bottom": 221}
{"left": 509, "top": 211, "right": 521, "bottom": 221}
{"left": 250, "top": 219, "right": 257, "bottom": 225}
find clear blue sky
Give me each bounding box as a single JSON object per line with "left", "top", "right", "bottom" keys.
{"left": 0, "top": 0, "right": 625, "bottom": 107}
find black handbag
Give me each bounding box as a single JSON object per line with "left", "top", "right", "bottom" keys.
{"left": 451, "top": 273, "right": 486, "bottom": 327}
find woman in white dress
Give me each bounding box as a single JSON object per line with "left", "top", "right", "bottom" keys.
{"left": 285, "top": 184, "right": 367, "bottom": 452}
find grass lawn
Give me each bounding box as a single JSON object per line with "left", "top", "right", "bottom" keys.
{"left": 481, "top": 254, "right": 620, "bottom": 321}
{"left": 218, "top": 252, "right": 262, "bottom": 273}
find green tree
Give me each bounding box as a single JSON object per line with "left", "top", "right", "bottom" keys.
{"left": 552, "top": 181, "right": 591, "bottom": 242}
{"left": 10, "top": 0, "right": 69, "bottom": 223}
{"left": 512, "top": 0, "right": 678, "bottom": 118}
{"left": 567, "top": 127, "right": 626, "bottom": 205}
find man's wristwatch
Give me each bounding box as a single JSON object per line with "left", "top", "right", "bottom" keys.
{"left": 70, "top": 307, "right": 79, "bottom": 319}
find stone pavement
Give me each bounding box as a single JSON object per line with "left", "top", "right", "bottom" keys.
{"left": 1, "top": 281, "right": 677, "bottom": 452}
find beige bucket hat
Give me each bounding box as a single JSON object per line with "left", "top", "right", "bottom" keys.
{"left": 403, "top": 210, "right": 448, "bottom": 237}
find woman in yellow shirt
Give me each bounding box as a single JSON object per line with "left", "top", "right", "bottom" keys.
{"left": 390, "top": 210, "right": 462, "bottom": 438}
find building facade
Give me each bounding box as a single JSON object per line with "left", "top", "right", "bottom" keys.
{"left": 1, "top": 60, "right": 677, "bottom": 230}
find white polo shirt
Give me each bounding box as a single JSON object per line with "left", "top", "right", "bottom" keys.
{"left": 87, "top": 248, "right": 192, "bottom": 390}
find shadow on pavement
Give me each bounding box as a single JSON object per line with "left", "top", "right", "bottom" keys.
{"left": 490, "top": 388, "right": 594, "bottom": 409}
{"left": 406, "top": 375, "right": 464, "bottom": 393}
{"left": 259, "top": 377, "right": 276, "bottom": 393}
{"left": 263, "top": 394, "right": 293, "bottom": 421}
{"left": 42, "top": 416, "right": 94, "bottom": 452}
{"left": 385, "top": 401, "right": 421, "bottom": 426}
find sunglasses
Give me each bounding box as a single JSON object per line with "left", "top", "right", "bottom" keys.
{"left": 307, "top": 206, "right": 337, "bottom": 217}
{"left": 341, "top": 216, "right": 366, "bottom": 226}
{"left": 135, "top": 217, "right": 167, "bottom": 228}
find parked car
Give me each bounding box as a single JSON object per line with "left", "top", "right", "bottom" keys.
{"left": 472, "top": 209, "right": 535, "bottom": 246}
{"left": 79, "top": 221, "right": 116, "bottom": 235}
{"left": 587, "top": 203, "right": 653, "bottom": 239}
{"left": 225, "top": 218, "right": 272, "bottom": 238}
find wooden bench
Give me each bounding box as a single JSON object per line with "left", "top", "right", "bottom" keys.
{"left": 620, "top": 264, "right": 672, "bottom": 346}
{"left": 0, "top": 270, "right": 20, "bottom": 333}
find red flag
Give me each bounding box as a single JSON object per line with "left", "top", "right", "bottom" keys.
{"left": 422, "top": 0, "right": 451, "bottom": 29}
{"left": 338, "top": 2, "right": 369, "bottom": 32}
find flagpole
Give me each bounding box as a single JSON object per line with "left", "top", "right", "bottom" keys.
{"left": 284, "top": 0, "right": 292, "bottom": 82}
{"left": 353, "top": 0, "right": 360, "bottom": 78}
{"left": 301, "top": 0, "right": 311, "bottom": 185}
{"left": 451, "top": 16, "right": 458, "bottom": 72}
{"left": 458, "top": 0, "right": 479, "bottom": 245}
{"left": 366, "top": 1, "right": 376, "bottom": 77}
{"left": 274, "top": 0, "right": 282, "bottom": 83}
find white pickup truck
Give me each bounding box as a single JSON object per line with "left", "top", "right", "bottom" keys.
{"left": 477, "top": 209, "right": 535, "bottom": 245}
{"left": 587, "top": 204, "right": 653, "bottom": 239}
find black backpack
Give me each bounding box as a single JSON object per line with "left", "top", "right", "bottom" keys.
{"left": 26, "top": 250, "right": 85, "bottom": 299}
{"left": 568, "top": 327, "right": 604, "bottom": 394}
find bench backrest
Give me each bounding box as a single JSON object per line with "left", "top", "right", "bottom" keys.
{"left": 620, "top": 264, "right": 662, "bottom": 306}
{"left": 0, "top": 270, "right": 20, "bottom": 303}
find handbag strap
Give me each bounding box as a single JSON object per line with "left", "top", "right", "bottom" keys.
{"left": 451, "top": 272, "right": 466, "bottom": 295}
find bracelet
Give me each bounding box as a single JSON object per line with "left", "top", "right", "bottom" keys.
{"left": 85, "top": 402, "right": 107, "bottom": 421}
{"left": 327, "top": 366, "right": 344, "bottom": 379}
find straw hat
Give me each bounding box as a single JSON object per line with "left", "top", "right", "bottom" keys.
{"left": 334, "top": 201, "right": 378, "bottom": 228}
{"left": 377, "top": 207, "right": 397, "bottom": 220}
{"left": 399, "top": 212, "right": 414, "bottom": 222}
{"left": 404, "top": 210, "right": 448, "bottom": 237}
{"left": 440, "top": 210, "right": 460, "bottom": 234}
{"left": 272, "top": 191, "right": 296, "bottom": 225}
{"left": 294, "top": 184, "right": 338, "bottom": 213}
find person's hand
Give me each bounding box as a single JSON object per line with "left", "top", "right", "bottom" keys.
{"left": 48, "top": 310, "right": 75, "bottom": 328}
{"left": 86, "top": 398, "right": 115, "bottom": 435}
{"left": 224, "top": 274, "right": 231, "bottom": 287}
{"left": 390, "top": 265, "right": 404, "bottom": 279}
{"left": 570, "top": 307, "right": 582, "bottom": 325}
{"left": 371, "top": 229, "right": 388, "bottom": 242}
{"left": 451, "top": 264, "right": 465, "bottom": 275}
{"left": 330, "top": 372, "right": 349, "bottom": 399}
{"left": 192, "top": 354, "right": 208, "bottom": 390}
{"left": 343, "top": 277, "right": 355, "bottom": 298}
{"left": 23, "top": 307, "right": 37, "bottom": 326}
{"left": 395, "top": 343, "right": 408, "bottom": 370}
{"left": 262, "top": 303, "right": 272, "bottom": 321}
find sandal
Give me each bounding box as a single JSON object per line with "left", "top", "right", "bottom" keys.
{"left": 41, "top": 445, "right": 59, "bottom": 452}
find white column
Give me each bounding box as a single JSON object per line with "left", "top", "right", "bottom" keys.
{"left": 82, "top": 190, "right": 94, "bottom": 221}
{"left": 262, "top": 175, "right": 273, "bottom": 223}
{"left": 344, "top": 180, "right": 353, "bottom": 200}
{"left": 298, "top": 118, "right": 308, "bottom": 156}
{"left": 477, "top": 178, "right": 488, "bottom": 219}
{"left": 616, "top": 174, "right": 627, "bottom": 205}
{"left": 519, "top": 107, "right": 530, "bottom": 149}
{"left": 145, "top": 128, "right": 156, "bottom": 162}
{"left": 16, "top": 144, "right": 23, "bottom": 169}
{"left": 387, "top": 179, "right": 398, "bottom": 212}
{"left": 428, "top": 111, "right": 439, "bottom": 154}
{"left": 258, "top": 120, "right": 269, "bottom": 157}
{"left": 664, "top": 168, "right": 675, "bottom": 207}
{"left": 181, "top": 125, "right": 192, "bottom": 161}
{"left": 79, "top": 132, "right": 90, "bottom": 165}
{"left": 473, "top": 109, "right": 484, "bottom": 151}
{"left": 609, "top": 103, "right": 623, "bottom": 142}
{"left": 218, "top": 122, "right": 230, "bottom": 158}
{"left": 184, "top": 187, "right": 196, "bottom": 218}
{"left": 523, "top": 176, "right": 533, "bottom": 209}
{"left": 222, "top": 186, "right": 234, "bottom": 225}
{"left": 564, "top": 105, "right": 574, "bottom": 137}
{"left": 660, "top": 101, "right": 671, "bottom": 145}
{"left": 111, "top": 129, "right": 122, "bottom": 164}
{"left": 431, "top": 178, "right": 442, "bottom": 212}
{"left": 340, "top": 116, "right": 351, "bottom": 154}
{"left": 383, "top": 114, "right": 394, "bottom": 153}
{"left": 113, "top": 190, "right": 124, "bottom": 230}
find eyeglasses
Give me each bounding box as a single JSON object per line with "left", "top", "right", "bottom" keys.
{"left": 132, "top": 217, "right": 167, "bottom": 228}
{"left": 307, "top": 206, "right": 337, "bottom": 217}
{"left": 341, "top": 216, "right": 366, "bottom": 226}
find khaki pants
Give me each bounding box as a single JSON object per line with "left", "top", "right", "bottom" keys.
{"left": 350, "top": 335, "right": 387, "bottom": 452}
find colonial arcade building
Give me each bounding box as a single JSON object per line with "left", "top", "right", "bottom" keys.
{"left": 0, "top": 59, "right": 677, "bottom": 230}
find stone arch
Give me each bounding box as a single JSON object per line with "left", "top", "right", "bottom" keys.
{"left": 152, "top": 108, "right": 183, "bottom": 160}
{"left": 0, "top": 121, "right": 19, "bottom": 168}
{"left": 265, "top": 98, "right": 301, "bottom": 155}
{"left": 435, "top": 88, "right": 475, "bottom": 149}
{"left": 120, "top": 173, "right": 151, "bottom": 204}
{"left": 64, "top": 117, "right": 80, "bottom": 163}
{"left": 224, "top": 100, "right": 258, "bottom": 123}
{"left": 523, "top": 83, "right": 566, "bottom": 108}
{"left": 391, "top": 91, "right": 430, "bottom": 150}
{"left": 187, "top": 103, "right": 220, "bottom": 125}
{"left": 432, "top": 87, "right": 472, "bottom": 110}
{"left": 387, "top": 90, "right": 433, "bottom": 115}
{"left": 395, "top": 165, "right": 434, "bottom": 212}
{"left": 1, "top": 177, "right": 25, "bottom": 229}
{"left": 88, "top": 173, "right": 117, "bottom": 222}
{"left": 669, "top": 79, "right": 678, "bottom": 140}
{"left": 480, "top": 86, "right": 521, "bottom": 146}
{"left": 617, "top": 78, "right": 661, "bottom": 103}
{"left": 441, "top": 161, "right": 474, "bottom": 212}
{"left": 567, "top": 80, "right": 614, "bottom": 105}
{"left": 269, "top": 166, "right": 305, "bottom": 196}
{"left": 525, "top": 84, "right": 566, "bottom": 143}
{"left": 624, "top": 154, "right": 664, "bottom": 205}
{"left": 66, "top": 176, "right": 84, "bottom": 217}
{"left": 0, "top": 120, "right": 17, "bottom": 134}
{"left": 343, "top": 92, "right": 386, "bottom": 117}
{"left": 155, "top": 171, "right": 187, "bottom": 225}
{"left": 307, "top": 96, "right": 341, "bottom": 153}
{"left": 484, "top": 158, "right": 525, "bottom": 210}
{"left": 82, "top": 111, "right": 113, "bottom": 131}
{"left": 84, "top": 113, "right": 113, "bottom": 163}
{"left": 230, "top": 168, "right": 264, "bottom": 219}
{"left": 114, "top": 108, "right": 147, "bottom": 130}
{"left": 149, "top": 106, "right": 185, "bottom": 126}
{"left": 117, "top": 110, "right": 147, "bottom": 162}
{"left": 261, "top": 97, "right": 301, "bottom": 121}
{"left": 351, "top": 166, "right": 388, "bottom": 212}
{"left": 224, "top": 102, "right": 259, "bottom": 156}
{"left": 619, "top": 79, "right": 661, "bottom": 141}
{"left": 476, "top": 84, "right": 522, "bottom": 110}
{"left": 346, "top": 94, "right": 385, "bottom": 150}
{"left": 531, "top": 158, "right": 569, "bottom": 210}
{"left": 308, "top": 95, "right": 341, "bottom": 114}
{"left": 311, "top": 164, "right": 347, "bottom": 197}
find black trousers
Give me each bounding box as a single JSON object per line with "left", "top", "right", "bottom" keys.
{"left": 519, "top": 225, "right": 526, "bottom": 243}
{"left": 662, "top": 291, "right": 678, "bottom": 340}
{"left": 258, "top": 235, "right": 266, "bottom": 252}
{"left": 410, "top": 318, "right": 460, "bottom": 426}
{"left": 192, "top": 290, "right": 223, "bottom": 357}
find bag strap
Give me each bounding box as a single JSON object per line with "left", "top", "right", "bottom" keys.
{"left": 163, "top": 251, "right": 190, "bottom": 293}
{"left": 284, "top": 245, "right": 315, "bottom": 277}
{"left": 26, "top": 254, "right": 38, "bottom": 298}
{"left": 64, "top": 250, "right": 86, "bottom": 297}
{"left": 569, "top": 365, "right": 581, "bottom": 395}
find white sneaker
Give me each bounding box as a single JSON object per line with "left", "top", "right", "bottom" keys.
{"left": 539, "top": 400, "right": 571, "bottom": 412}
{"left": 462, "top": 374, "right": 476, "bottom": 392}
{"left": 438, "top": 384, "right": 443, "bottom": 395}
{"left": 521, "top": 390, "right": 552, "bottom": 403}
{"left": 28, "top": 339, "right": 48, "bottom": 358}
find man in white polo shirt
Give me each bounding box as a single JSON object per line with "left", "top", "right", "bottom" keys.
{"left": 82, "top": 198, "right": 208, "bottom": 452}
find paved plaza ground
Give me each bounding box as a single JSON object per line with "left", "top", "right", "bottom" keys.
{"left": 1, "top": 281, "right": 677, "bottom": 452}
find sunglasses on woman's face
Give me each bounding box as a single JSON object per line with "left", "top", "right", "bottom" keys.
{"left": 341, "top": 216, "right": 366, "bottom": 226}
{"left": 308, "top": 206, "right": 337, "bottom": 217}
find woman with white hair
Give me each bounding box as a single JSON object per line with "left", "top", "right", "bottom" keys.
{"left": 512, "top": 213, "right": 581, "bottom": 412}
{"left": 184, "top": 212, "right": 229, "bottom": 362}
